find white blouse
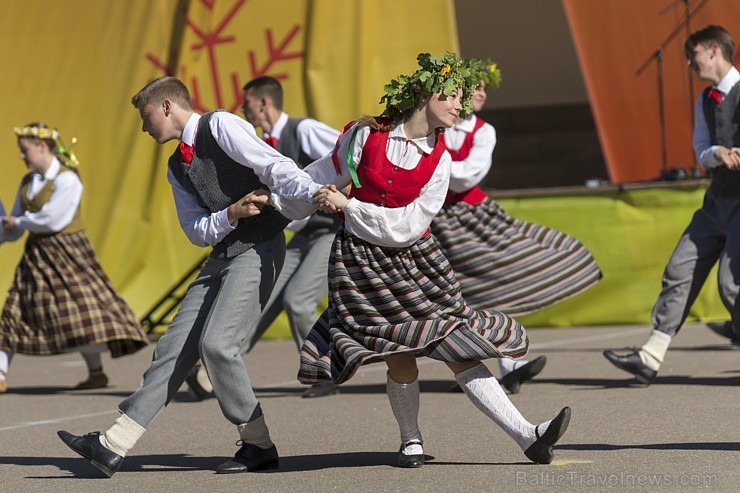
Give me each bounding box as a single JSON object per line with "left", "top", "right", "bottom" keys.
{"left": 444, "top": 114, "right": 497, "bottom": 193}
{"left": 271, "top": 121, "right": 452, "bottom": 248}
{"left": 1, "top": 157, "right": 83, "bottom": 244}
{"left": 168, "top": 112, "right": 322, "bottom": 247}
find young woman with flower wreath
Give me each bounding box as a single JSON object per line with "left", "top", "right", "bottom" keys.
{"left": 265, "top": 53, "right": 572, "bottom": 468}
{"left": 0, "top": 123, "right": 148, "bottom": 393}
{"left": 432, "top": 59, "right": 602, "bottom": 394}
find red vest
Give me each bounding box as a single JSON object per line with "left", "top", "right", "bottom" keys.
{"left": 349, "top": 126, "right": 446, "bottom": 208}
{"left": 440, "top": 117, "right": 488, "bottom": 205}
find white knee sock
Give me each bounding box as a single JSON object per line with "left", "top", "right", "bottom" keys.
{"left": 0, "top": 350, "right": 11, "bottom": 378}
{"left": 455, "top": 363, "right": 549, "bottom": 451}
{"left": 386, "top": 373, "right": 423, "bottom": 450}
{"left": 101, "top": 414, "right": 146, "bottom": 457}
{"left": 237, "top": 415, "right": 274, "bottom": 449}
{"left": 639, "top": 330, "right": 672, "bottom": 371}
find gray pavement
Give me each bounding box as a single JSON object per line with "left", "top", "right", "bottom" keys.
{"left": 0, "top": 323, "right": 738, "bottom": 492}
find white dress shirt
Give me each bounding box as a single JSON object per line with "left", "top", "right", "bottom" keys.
{"left": 167, "top": 112, "right": 322, "bottom": 247}
{"left": 1, "top": 157, "right": 83, "bottom": 244}
{"left": 271, "top": 122, "right": 452, "bottom": 248}
{"left": 692, "top": 66, "right": 740, "bottom": 169}
{"left": 444, "top": 114, "right": 497, "bottom": 192}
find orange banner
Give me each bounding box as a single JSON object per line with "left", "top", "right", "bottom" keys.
{"left": 563, "top": 0, "right": 740, "bottom": 183}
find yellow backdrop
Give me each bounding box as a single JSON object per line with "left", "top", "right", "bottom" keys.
{"left": 0, "top": 0, "right": 459, "bottom": 335}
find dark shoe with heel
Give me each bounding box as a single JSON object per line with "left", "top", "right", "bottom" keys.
{"left": 707, "top": 321, "right": 740, "bottom": 345}
{"left": 73, "top": 373, "right": 109, "bottom": 390}
{"left": 524, "top": 406, "right": 571, "bottom": 464}
{"left": 501, "top": 355, "right": 547, "bottom": 394}
{"left": 216, "top": 441, "right": 279, "bottom": 474}
{"left": 57, "top": 430, "right": 123, "bottom": 477}
{"left": 397, "top": 440, "right": 425, "bottom": 468}
{"left": 302, "top": 382, "right": 339, "bottom": 398}
{"left": 603, "top": 348, "right": 657, "bottom": 385}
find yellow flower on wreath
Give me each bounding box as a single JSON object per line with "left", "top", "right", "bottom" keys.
{"left": 488, "top": 63, "right": 497, "bottom": 73}
{"left": 440, "top": 65, "right": 451, "bottom": 76}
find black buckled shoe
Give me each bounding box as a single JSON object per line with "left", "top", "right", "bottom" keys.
{"left": 216, "top": 441, "right": 279, "bottom": 474}
{"left": 707, "top": 321, "right": 740, "bottom": 345}
{"left": 524, "top": 407, "right": 571, "bottom": 464}
{"left": 397, "top": 440, "right": 425, "bottom": 468}
{"left": 603, "top": 348, "right": 657, "bottom": 385}
{"left": 57, "top": 430, "right": 123, "bottom": 477}
{"left": 302, "top": 382, "right": 340, "bottom": 398}
{"left": 501, "top": 355, "right": 548, "bottom": 394}
{"left": 185, "top": 364, "right": 213, "bottom": 401}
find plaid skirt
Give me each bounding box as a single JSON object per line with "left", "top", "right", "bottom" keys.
{"left": 298, "top": 227, "right": 528, "bottom": 384}
{"left": 0, "top": 231, "right": 147, "bottom": 357}
{"left": 430, "top": 198, "right": 602, "bottom": 316}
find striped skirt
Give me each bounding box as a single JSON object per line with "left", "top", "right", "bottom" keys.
{"left": 0, "top": 231, "right": 148, "bottom": 357}
{"left": 430, "top": 198, "right": 602, "bottom": 316}
{"left": 298, "top": 227, "right": 528, "bottom": 384}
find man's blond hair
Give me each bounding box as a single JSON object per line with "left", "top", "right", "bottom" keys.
{"left": 131, "top": 76, "right": 193, "bottom": 109}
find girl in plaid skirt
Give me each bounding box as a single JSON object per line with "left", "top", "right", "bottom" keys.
{"left": 0, "top": 123, "right": 147, "bottom": 393}
{"left": 269, "top": 53, "right": 571, "bottom": 468}
{"left": 433, "top": 61, "right": 602, "bottom": 394}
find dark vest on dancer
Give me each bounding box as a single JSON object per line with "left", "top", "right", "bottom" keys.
{"left": 168, "top": 110, "right": 289, "bottom": 259}
{"left": 277, "top": 117, "right": 341, "bottom": 231}
{"left": 20, "top": 168, "right": 85, "bottom": 236}
{"left": 702, "top": 82, "right": 740, "bottom": 197}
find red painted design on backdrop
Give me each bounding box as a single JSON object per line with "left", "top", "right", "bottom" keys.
{"left": 145, "top": 0, "right": 305, "bottom": 113}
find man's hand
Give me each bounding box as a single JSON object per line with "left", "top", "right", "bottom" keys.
{"left": 714, "top": 147, "right": 740, "bottom": 169}
{"left": 227, "top": 189, "right": 270, "bottom": 223}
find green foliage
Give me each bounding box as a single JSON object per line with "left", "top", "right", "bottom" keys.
{"left": 379, "top": 52, "right": 480, "bottom": 121}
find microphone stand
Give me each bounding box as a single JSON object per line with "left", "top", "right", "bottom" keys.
{"left": 635, "top": 0, "right": 710, "bottom": 180}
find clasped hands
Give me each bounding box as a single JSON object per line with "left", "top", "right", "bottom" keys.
{"left": 1, "top": 216, "right": 16, "bottom": 232}
{"left": 714, "top": 147, "right": 740, "bottom": 169}
{"left": 226, "top": 184, "right": 347, "bottom": 223}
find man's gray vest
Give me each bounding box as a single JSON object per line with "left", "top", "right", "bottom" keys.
{"left": 168, "top": 111, "right": 289, "bottom": 259}
{"left": 276, "top": 117, "right": 341, "bottom": 231}
{"left": 702, "top": 83, "right": 740, "bottom": 197}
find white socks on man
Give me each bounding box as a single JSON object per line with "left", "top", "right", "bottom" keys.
{"left": 639, "top": 330, "right": 672, "bottom": 371}
{"left": 238, "top": 415, "right": 275, "bottom": 449}
{"left": 100, "top": 414, "right": 146, "bottom": 457}
{"left": 455, "top": 363, "right": 549, "bottom": 451}
{"left": 386, "top": 373, "right": 423, "bottom": 455}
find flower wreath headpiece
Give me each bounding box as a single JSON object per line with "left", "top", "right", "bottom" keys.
{"left": 14, "top": 125, "right": 80, "bottom": 169}
{"left": 379, "top": 52, "right": 479, "bottom": 121}
{"left": 470, "top": 58, "right": 502, "bottom": 89}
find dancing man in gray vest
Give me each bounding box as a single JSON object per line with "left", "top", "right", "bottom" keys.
{"left": 185, "top": 76, "right": 341, "bottom": 400}
{"left": 604, "top": 25, "right": 740, "bottom": 385}
{"left": 58, "top": 76, "right": 323, "bottom": 477}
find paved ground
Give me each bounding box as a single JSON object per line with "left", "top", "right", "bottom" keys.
{"left": 0, "top": 323, "right": 738, "bottom": 492}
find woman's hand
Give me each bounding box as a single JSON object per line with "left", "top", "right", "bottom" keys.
{"left": 313, "top": 184, "right": 348, "bottom": 214}
{"left": 1, "top": 216, "right": 16, "bottom": 231}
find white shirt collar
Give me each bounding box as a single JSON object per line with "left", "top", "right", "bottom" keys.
{"left": 716, "top": 66, "right": 740, "bottom": 94}
{"left": 265, "top": 112, "right": 288, "bottom": 140}
{"left": 390, "top": 122, "right": 436, "bottom": 154}
{"left": 41, "top": 157, "right": 62, "bottom": 181}
{"left": 181, "top": 113, "right": 201, "bottom": 146}
{"left": 452, "top": 114, "right": 477, "bottom": 133}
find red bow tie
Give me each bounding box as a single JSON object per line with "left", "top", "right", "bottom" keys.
{"left": 708, "top": 88, "right": 723, "bottom": 104}
{"left": 179, "top": 141, "right": 194, "bottom": 164}
{"left": 264, "top": 136, "right": 278, "bottom": 149}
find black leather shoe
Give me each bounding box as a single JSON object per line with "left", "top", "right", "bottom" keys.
{"left": 397, "top": 440, "right": 425, "bottom": 468}
{"left": 185, "top": 364, "right": 213, "bottom": 401}
{"left": 448, "top": 382, "right": 463, "bottom": 393}
{"left": 524, "top": 406, "right": 571, "bottom": 464}
{"left": 302, "top": 382, "right": 339, "bottom": 398}
{"left": 501, "top": 355, "right": 547, "bottom": 394}
{"left": 603, "top": 348, "right": 657, "bottom": 385}
{"left": 707, "top": 321, "right": 740, "bottom": 345}
{"left": 216, "top": 441, "right": 279, "bottom": 474}
{"left": 57, "top": 430, "right": 123, "bottom": 477}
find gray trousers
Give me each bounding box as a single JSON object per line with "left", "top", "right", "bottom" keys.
{"left": 119, "top": 233, "right": 285, "bottom": 428}
{"left": 652, "top": 191, "right": 740, "bottom": 336}
{"left": 244, "top": 226, "right": 335, "bottom": 352}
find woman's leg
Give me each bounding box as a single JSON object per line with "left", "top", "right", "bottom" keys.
{"left": 0, "top": 350, "right": 11, "bottom": 393}
{"left": 77, "top": 343, "right": 109, "bottom": 390}
{"left": 385, "top": 353, "right": 424, "bottom": 467}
